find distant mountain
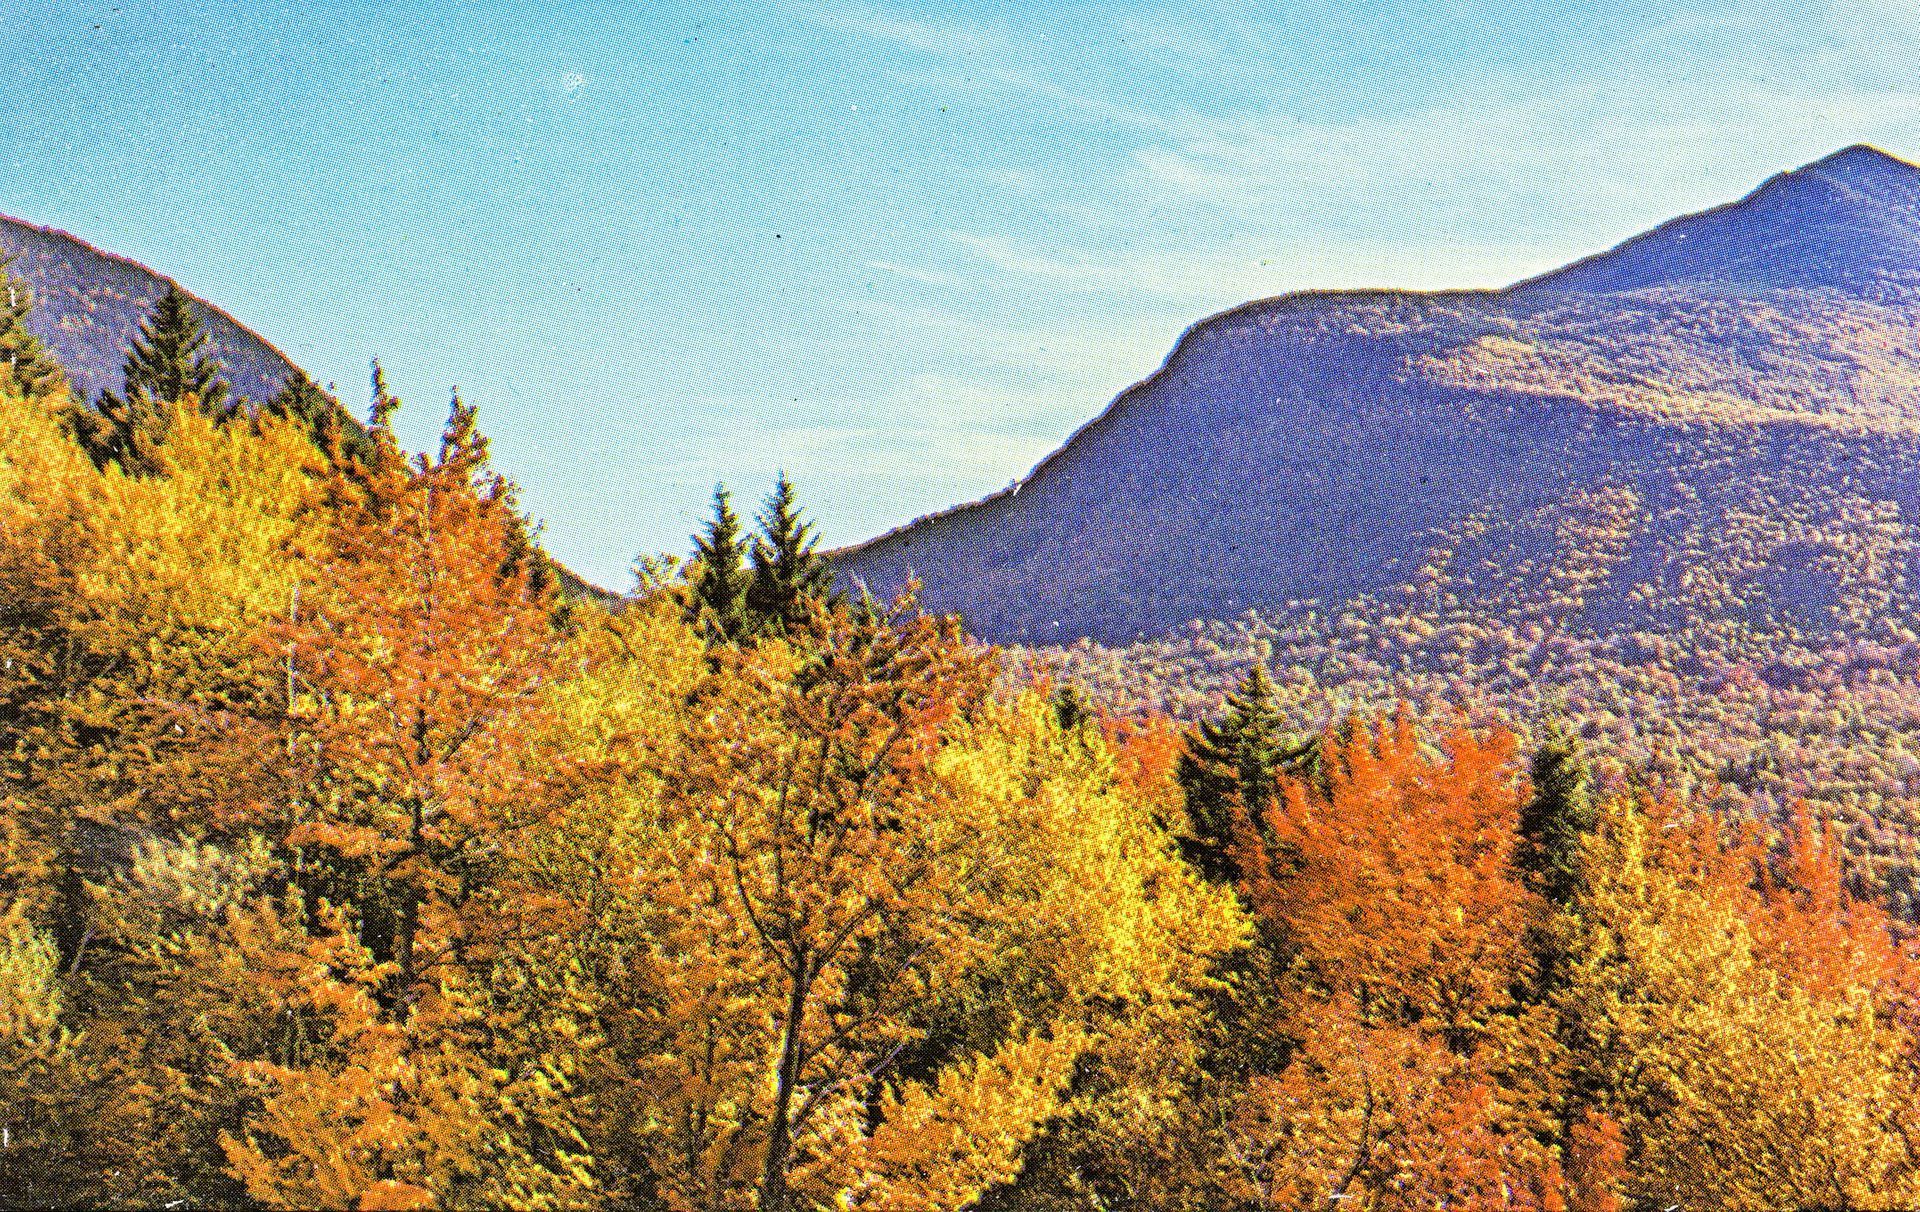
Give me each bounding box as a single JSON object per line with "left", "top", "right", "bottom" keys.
{"left": 835, "top": 145, "right": 1920, "bottom": 645}
{"left": 0, "top": 214, "right": 302, "bottom": 406}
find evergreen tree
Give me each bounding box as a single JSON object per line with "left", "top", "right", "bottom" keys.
{"left": 0, "top": 251, "right": 64, "bottom": 398}
{"left": 264, "top": 369, "right": 378, "bottom": 470}
{"left": 689, "top": 485, "right": 752, "bottom": 645}
{"left": 367, "top": 360, "right": 400, "bottom": 434}
{"left": 75, "top": 286, "right": 230, "bottom": 474}
{"left": 1049, "top": 682, "right": 1096, "bottom": 734}
{"left": 117, "top": 285, "right": 229, "bottom": 414}
{"left": 70, "top": 384, "right": 171, "bottom": 477}
{"left": 1174, "top": 663, "right": 1310, "bottom": 882}
{"left": 264, "top": 367, "right": 329, "bottom": 426}
{"left": 746, "top": 473, "right": 835, "bottom": 633}
{"left": 1518, "top": 717, "right": 1598, "bottom": 907}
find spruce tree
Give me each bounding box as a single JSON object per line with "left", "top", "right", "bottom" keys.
{"left": 1175, "top": 663, "right": 1310, "bottom": 883}
{"left": 368, "top": 360, "right": 400, "bottom": 433}
{"left": 689, "top": 485, "right": 753, "bottom": 645}
{"left": 71, "top": 382, "right": 172, "bottom": 476}
{"left": 265, "top": 369, "right": 378, "bottom": 469}
{"left": 1049, "top": 682, "right": 1096, "bottom": 733}
{"left": 746, "top": 473, "right": 835, "bottom": 633}
{"left": 117, "top": 285, "right": 229, "bottom": 414}
{"left": 1518, "top": 717, "right": 1598, "bottom": 907}
{"left": 0, "top": 251, "right": 64, "bottom": 398}
{"left": 265, "top": 367, "right": 328, "bottom": 422}
{"left": 76, "top": 286, "right": 230, "bottom": 474}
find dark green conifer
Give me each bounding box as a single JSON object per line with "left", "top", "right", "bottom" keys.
{"left": 690, "top": 485, "right": 753, "bottom": 645}
{"left": 1518, "top": 717, "right": 1598, "bottom": 907}
{"left": 1050, "top": 682, "right": 1096, "bottom": 734}
{"left": 0, "top": 251, "right": 64, "bottom": 398}
{"left": 116, "top": 285, "right": 229, "bottom": 414}
{"left": 70, "top": 383, "right": 171, "bottom": 476}
{"left": 1175, "top": 663, "right": 1310, "bottom": 882}
{"left": 265, "top": 367, "right": 330, "bottom": 425}
{"left": 746, "top": 473, "right": 835, "bottom": 633}
{"left": 265, "top": 369, "right": 378, "bottom": 469}
{"left": 368, "top": 360, "right": 400, "bottom": 433}
{"left": 76, "top": 286, "right": 231, "bottom": 474}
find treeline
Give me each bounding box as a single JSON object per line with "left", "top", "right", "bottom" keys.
{"left": 1, "top": 266, "right": 1919, "bottom": 1209}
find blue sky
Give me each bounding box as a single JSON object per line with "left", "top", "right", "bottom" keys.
{"left": 3, "top": 0, "right": 1919, "bottom": 587}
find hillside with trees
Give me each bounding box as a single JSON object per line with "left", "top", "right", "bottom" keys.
{"left": 836, "top": 145, "right": 1920, "bottom": 645}
{"left": 13, "top": 151, "right": 1920, "bottom": 1208}
{"left": 10, "top": 331, "right": 1920, "bottom": 1203}
{"left": 0, "top": 216, "right": 303, "bottom": 408}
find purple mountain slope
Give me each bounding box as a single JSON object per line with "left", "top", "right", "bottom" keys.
{"left": 0, "top": 214, "right": 302, "bottom": 405}
{"left": 834, "top": 145, "right": 1920, "bottom": 644}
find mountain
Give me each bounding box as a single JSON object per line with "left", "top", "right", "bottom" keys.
{"left": 834, "top": 145, "right": 1920, "bottom": 646}
{"left": 0, "top": 214, "right": 302, "bottom": 405}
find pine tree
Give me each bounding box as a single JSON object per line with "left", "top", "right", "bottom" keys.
{"left": 75, "top": 286, "right": 231, "bottom": 474}
{"left": 264, "top": 367, "right": 329, "bottom": 426}
{"left": 0, "top": 251, "right": 64, "bottom": 398}
{"left": 746, "top": 473, "right": 834, "bottom": 633}
{"left": 1518, "top": 717, "right": 1597, "bottom": 907}
{"left": 689, "top": 485, "right": 752, "bottom": 645}
{"left": 118, "top": 285, "right": 229, "bottom": 414}
{"left": 1174, "top": 663, "right": 1306, "bottom": 882}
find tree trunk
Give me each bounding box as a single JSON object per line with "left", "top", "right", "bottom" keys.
{"left": 759, "top": 950, "right": 810, "bottom": 1211}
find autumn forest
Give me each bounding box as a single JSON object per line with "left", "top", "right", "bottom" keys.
{"left": 7, "top": 251, "right": 1920, "bottom": 1212}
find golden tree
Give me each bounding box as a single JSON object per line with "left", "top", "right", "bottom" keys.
{"left": 1561, "top": 794, "right": 1920, "bottom": 1209}
{"left": 219, "top": 392, "right": 592, "bottom": 1209}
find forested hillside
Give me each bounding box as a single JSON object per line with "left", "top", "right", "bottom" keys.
{"left": 839, "top": 144, "right": 1920, "bottom": 920}
{"left": 12, "top": 152, "right": 1920, "bottom": 1209}
{"left": 12, "top": 314, "right": 1920, "bottom": 1204}
{"left": 836, "top": 145, "right": 1920, "bottom": 644}
{"left": 0, "top": 216, "right": 301, "bottom": 407}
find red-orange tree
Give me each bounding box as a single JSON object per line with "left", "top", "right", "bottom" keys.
{"left": 220, "top": 389, "right": 588, "bottom": 1208}
{"left": 1220, "top": 716, "right": 1564, "bottom": 1207}
{"left": 270, "top": 388, "right": 563, "bottom": 991}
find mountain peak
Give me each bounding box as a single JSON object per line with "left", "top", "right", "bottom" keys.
{"left": 1802, "top": 142, "right": 1919, "bottom": 184}
{"left": 1750, "top": 143, "right": 1920, "bottom": 212}
{"left": 1511, "top": 144, "right": 1920, "bottom": 298}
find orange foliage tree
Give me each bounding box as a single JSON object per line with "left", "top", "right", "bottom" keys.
{"left": 1218, "top": 715, "right": 1564, "bottom": 1208}
{"left": 219, "top": 388, "right": 590, "bottom": 1209}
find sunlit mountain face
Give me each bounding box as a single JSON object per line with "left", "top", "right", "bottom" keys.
{"left": 837, "top": 145, "right": 1920, "bottom": 646}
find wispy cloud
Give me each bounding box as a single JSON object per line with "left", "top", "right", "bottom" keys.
{"left": 800, "top": 3, "right": 1178, "bottom": 133}
{"left": 864, "top": 259, "right": 972, "bottom": 289}
{"left": 801, "top": 6, "right": 992, "bottom": 56}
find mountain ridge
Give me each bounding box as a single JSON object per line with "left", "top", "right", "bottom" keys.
{"left": 0, "top": 213, "right": 620, "bottom": 603}
{"left": 833, "top": 144, "right": 1920, "bottom": 643}
{"left": 0, "top": 213, "right": 307, "bottom": 406}
{"left": 1512, "top": 144, "right": 1920, "bottom": 296}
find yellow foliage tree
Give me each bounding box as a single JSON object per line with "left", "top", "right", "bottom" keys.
{"left": 521, "top": 593, "right": 1241, "bottom": 1211}
{"left": 1562, "top": 794, "right": 1920, "bottom": 1209}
